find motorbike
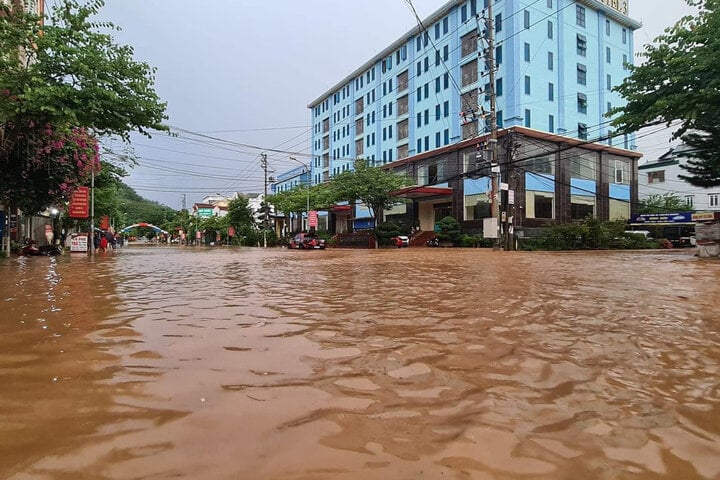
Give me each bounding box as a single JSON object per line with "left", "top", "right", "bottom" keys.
{"left": 20, "top": 239, "right": 63, "bottom": 256}
{"left": 425, "top": 236, "right": 440, "bottom": 247}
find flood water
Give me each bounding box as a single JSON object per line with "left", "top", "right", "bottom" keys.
{"left": 0, "top": 246, "right": 719, "bottom": 480}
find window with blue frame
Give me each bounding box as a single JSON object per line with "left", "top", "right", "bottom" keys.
{"left": 524, "top": 43, "right": 530, "bottom": 61}
{"left": 577, "top": 64, "right": 587, "bottom": 85}
{"left": 524, "top": 10, "right": 530, "bottom": 29}
{"left": 549, "top": 114, "right": 554, "bottom": 132}
{"left": 525, "top": 109, "right": 531, "bottom": 127}
{"left": 548, "top": 51, "right": 554, "bottom": 70}
{"left": 577, "top": 34, "right": 587, "bottom": 56}
{"left": 576, "top": 5, "right": 585, "bottom": 27}
{"left": 495, "top": 13, "right": 502, "bottom": 32}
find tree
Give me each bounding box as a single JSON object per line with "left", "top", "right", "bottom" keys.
{"left": 329, "top": 160, "right": 412, "bottom": 227}
{"left": 226, "top": 196, "right": 254, "bottom": 230}
{"left": 610, "top": 0, "right": 720, "bottom": 186}
{"left": 0, "top": 0, "right": 167, "bottom": 213}
{"left": 637, "top": 193, "right": 693, "bottom": 214}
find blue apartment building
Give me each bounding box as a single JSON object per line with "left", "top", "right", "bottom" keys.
{"left": 275, "top": 0, "right": 643, "bottom": 237}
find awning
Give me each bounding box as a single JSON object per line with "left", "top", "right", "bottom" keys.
{"left": 391, "top": 185, "right": 453, "bottom": 199}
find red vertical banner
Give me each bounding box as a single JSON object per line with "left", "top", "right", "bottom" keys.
{"left": 308, "top": 210, "right": 318, "bottom": 228}
{"left": 68, "top": 187, "right": 89, "bottom": 218}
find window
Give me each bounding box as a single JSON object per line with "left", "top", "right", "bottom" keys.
{"left": 577, "top": 34, "right": 587, "bottom": 56}
{"left": 444, "top": 100, "right": 449, "bottom": 117}
{"left": 436, "top": 104, "right": 441, "bottom": 120}
{"left": 606, "top": 47, "right": 611, "bottom": 63}
{"left": 424, "top": 83, "right": 429, "bottom": 98}
{"left": 577, "top": 93, "right": 587, "bottom": 114}
{"left": 461, "top": 4, "right": 467, "bottom": 22}
{"left": 613, "top": 160, "right": 627, "bottom": 184}
{"left": 444, "top": 73, "right": 449, "bottom": 89}
{"left": 436, "top": 132, "right": 441, "bottom": 148}
{"left": 443, "top": 17, "right": 449, "bottom": 34}
{"left": 444, "top": 129, "right": 449, "bottom": 145}
{"left": 398, "top": 95, "right": 408, "bottom": 115}
{"left": 398, "top": 119, "right": 408, "bottom": 139}
{"left": 417, "top": 112, "right": 422, "bottom": 128}
{"left": 496, "top": 77, "right": 503, "bottom": 96}
{"left": 424, "top": 57, "right": 429, "bottom": 72}
{"left": 548, "top": 51, "right": 554, "bottom": 70}
{"left": 524, "top": 76, "right": 531, "bottom": 95}
{"left": 462, "top": 60, "right": 478, "bottom": 86}
{"left": 424, "top": 109, "right": 429, "bottom": 125}
{"left": 436, "top": 76, "right": 441, "bottom": 92}
{"left": 578, "top": 123, "right": 588, "bottom": 140}
{"left": 576, "top": 5, "right": 586, "bottom": 27}
{"left": 549, "top": 114, "right": 554, "bottom": 132}
{"left": 524, "top": 109, "right": 531, "bottom": 127}
{"left": 416, "top": 61, "right": 422, "bottom": 78}
{"left": 461, "top": 31, "right": 478, "bottom": 57}
{"left": 708, "top": 193, "right": 719, "bottom": 207}
{"left": 606, "top": 20, "right": 611, "bottom": 35}
{"left": 495, "top": 13, "right": 502, "bottom": 32}
{"left": 607, "top": 74, "right": 612, "bottom": 90}
{"left": 417, "top": 139, "right": 422, "bottom": 153}
{"left": 534, "top": 193, "right": 554, "bottom": 219}
{"left": 524, "top": 10, "right": 530, "bottom": 29}
{"left": 496, "top": 45, "right": 503, "bottom": 64}
{"left": 577, "top": 64, "right": 587, "bottom": 85}
{"left": 524, "top": 42, "right": 531, "bottom": 62}
{"left": 435, "top": 23, "right": 440, "bottom": 40}
{"left": 548, "top": 83, "right": 554, "bottom": 101}
{"left": 443, "top": 45, "right": 449, "bottom": 61}
{"left": 547, "top": 21, "right": 553, "bottom": 39}
{"left": 547, "top": 0, "right": 552, "bottom": 7}
{"left": 397, "top": 70, "right": 409, "bottom": 92}
{"left": 648, "top": 170, "right": 665, "bottom": 185}
{"left": 416, "top": 87, "right": 422, "bottom": 102}
{"left": 622, "top": 28, "right": 627, "bottom": 44}
{"left": 623, "top": 54, "right": 629, "bottom": 69}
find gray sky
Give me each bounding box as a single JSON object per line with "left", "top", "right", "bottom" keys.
{"left": 93, "top": 0, "right": 696, "bottom": 208}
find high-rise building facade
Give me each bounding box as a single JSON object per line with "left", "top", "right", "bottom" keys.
{"left": 285, "top": 0, "right": 643, "bottom": 236}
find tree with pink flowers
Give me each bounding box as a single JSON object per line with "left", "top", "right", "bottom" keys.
{"left": 0, "top": 0, "right": 167, "bottom": 213}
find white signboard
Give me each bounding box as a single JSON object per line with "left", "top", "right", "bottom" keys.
{"left": 70, "top": 234, "right": 88, "bottom": 253}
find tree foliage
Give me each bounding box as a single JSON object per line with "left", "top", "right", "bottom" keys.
{"left": 329, "top": 160, "right": 412, "bottom": 225}
{"left": 637, "top": 193, "right": 693, "bottom": 214}
{"left": 226, "top": 196, "right": 254, "bottom": 229}
{"left": 0, "top": 0, "right": 167, "bottom": 212}
{"left": 611, "top": 0, "right": 720, "bottom": 186}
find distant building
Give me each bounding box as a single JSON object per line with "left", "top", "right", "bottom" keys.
{"left": 638, "top": 144, "right": 720, "bottom": 213}
{"left": 274, "top": 0, "right": 642, "bottom": 235}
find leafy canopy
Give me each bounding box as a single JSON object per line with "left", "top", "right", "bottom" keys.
{"left": 611, "top": 0, "right": 720, "bottom": 186}
{"left": 0, "top": 0, "right": 167, "bottom": 212}
{"left": 329, "top": 160, "right": 412, "bottom": 224}
{"left": 637, "top": 193, "right": 693, "bottom": 214}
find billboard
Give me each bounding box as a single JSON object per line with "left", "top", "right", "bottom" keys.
{"left": 69, "top": 187, "right": 90, "bottom": 218}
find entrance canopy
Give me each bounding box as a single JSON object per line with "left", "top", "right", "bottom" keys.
{"left": 391, "top": 185, "right": 453, "bottom": 199}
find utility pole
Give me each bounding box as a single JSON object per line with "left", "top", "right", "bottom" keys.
{"left": 261, "top": 153, "right": 269, "bottom": 247}
{"left": 486, "top": 2, "right": 501, "bottom": 250}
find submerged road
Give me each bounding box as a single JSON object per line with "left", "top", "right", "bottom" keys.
{"left": 0, "top": 247, "right": 718, "bottom": 479}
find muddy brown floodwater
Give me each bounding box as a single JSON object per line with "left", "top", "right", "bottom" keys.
{"left": 0, "top": 247, "right": 719, "bottom": 480}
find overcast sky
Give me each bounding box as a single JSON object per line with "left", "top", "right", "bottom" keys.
{"left": 90, "top": 0, "right": 697, "bottom": 208}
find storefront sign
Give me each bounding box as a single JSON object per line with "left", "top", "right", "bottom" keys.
{"left": 630, "top": 212, "right": 693, "bottom": 224}
{"left": 598, "top": 0, "right": 629, "bottom": 15}
{"left": 692, "top": 212, "right": 719, "bottom": 222}
{"left": 308, "top": 211, "right": 318, "bottom": 228}
{"left": 70, "top": 234, "right": 88, "bottom": 252}
{"left": 69, "top": 187, "right": 90, "bottom": 218}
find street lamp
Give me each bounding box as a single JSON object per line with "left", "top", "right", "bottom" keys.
{"left": 289, "top": 156, "right": 310, "bottom": 232}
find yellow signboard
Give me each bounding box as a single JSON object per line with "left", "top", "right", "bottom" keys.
{"left": 692, "top": 212, "right": 717, "bottom": 222}
{"left": 599, "top": 0, "right": 629, "bottom": 15}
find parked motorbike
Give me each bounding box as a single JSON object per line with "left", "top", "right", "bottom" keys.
{"left": 426, "top": 237, "right": 440, "bottom": 247}
{"left": 20, "top": 239, "right": 63, "bottom": 256}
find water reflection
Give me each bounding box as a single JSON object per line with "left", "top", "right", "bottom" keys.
{"left": 0, "top": 247, "right": 718, "bottom": 479}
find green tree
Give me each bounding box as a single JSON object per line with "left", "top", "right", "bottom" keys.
{"left": 329, "top": 160, "right": 412, "bottom": 227}
{"left": 611, "top": 0, "right": 720, "bottom": 186}
{"left": 637, "top": 193, "right": 693, "bottom": 214}
{"left": 226, "top": 196, "right": 254, "bottom": 230}
{"left": 0, "top": 0, "right": 167, "bottom": 213}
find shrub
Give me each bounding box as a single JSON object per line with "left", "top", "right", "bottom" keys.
{"left": 376, "top": 221, "right": 402, "bottom": 246}
{"left": 436, "top": 216, "right": 461, "bottom": 245}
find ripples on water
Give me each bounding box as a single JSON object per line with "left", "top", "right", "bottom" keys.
{"left": 0, "top": 247, "right": 719, "bottom": 479}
